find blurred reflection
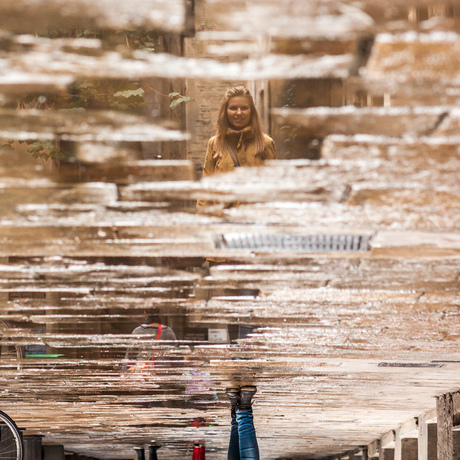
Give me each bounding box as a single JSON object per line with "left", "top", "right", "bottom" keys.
{"left": 123, "top": 310, "right": 177, "bottom": 373}
{"left": 135, "top": 445, "right": 161, "bottom": 460}
{"left": 192, "top": 441, "right": 206, "bottom": 460}
{"left": 184, "top": 358, "right": 218, "bottom": 427}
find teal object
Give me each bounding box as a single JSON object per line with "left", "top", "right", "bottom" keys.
{"left": 25, "top": 354, "right": 65, "bottom": 358}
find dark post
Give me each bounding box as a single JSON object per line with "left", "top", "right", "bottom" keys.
{"left": 23, "top": 435, "right": 44, "bottom": 460}
{"left": 149, "top": 445, "right": 161, "bottom": 460}
{"left": 134, "top": 448, "right": 145, "bottom": 460}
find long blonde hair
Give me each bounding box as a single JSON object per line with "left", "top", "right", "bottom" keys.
{"left": 213, "top": 86, "right": 266, "bottom": 159}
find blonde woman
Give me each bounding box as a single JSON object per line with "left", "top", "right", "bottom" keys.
{"left": 197, "top": 85, "right": 276, "bottom": 210}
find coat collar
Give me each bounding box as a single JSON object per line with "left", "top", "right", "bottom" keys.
{"left": 226, "top": 126, "right": 253, "bottom": 150}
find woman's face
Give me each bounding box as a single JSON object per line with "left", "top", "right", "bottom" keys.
{"left": 226, "top": 96, "right": 251, "bottom": 130}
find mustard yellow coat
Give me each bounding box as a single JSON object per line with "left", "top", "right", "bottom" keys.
{"left": 202, "top": 128, "right": 276, "bottom": 176}
{"left": 197, "top": 127, "right": 276, "bottom": 210}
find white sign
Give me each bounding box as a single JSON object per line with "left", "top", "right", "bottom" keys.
{"left": 208, "top": 328, "right": 228, "bottom": 343}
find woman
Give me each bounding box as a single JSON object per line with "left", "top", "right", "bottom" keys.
{"left": 197, "top": 85, "right": 276, "bottom": 210}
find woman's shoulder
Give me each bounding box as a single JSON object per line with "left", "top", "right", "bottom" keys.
{"left": 207, "top": 135, "right": 218, "bottom": 149}
{"left": 263, "top": 133, "right": 275, "bottom": 145}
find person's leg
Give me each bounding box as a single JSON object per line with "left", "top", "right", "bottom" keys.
{"left": 236, "top": 410, "right": 259, "bottom": 460}
{"left": 236, "top": 386, "right": 259, "bottom": 460}
{"left": 228, "top": 415, "right": 240, "bottom": 460}
{"left": 226, "top": 388, "right": 240, "bottom": 460}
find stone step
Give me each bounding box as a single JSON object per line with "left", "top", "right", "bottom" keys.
{"left": 0, "top": 222, "right": 457, "bottom": 259}
{"left": 1, "top": 160, "right": 456, "bottom": 233}
{"left": 0, "top": 36, "right": 353, "bottom": 82}
{"left": 13, "top": 198, "right": 460, "bottom": 237}
{"left": 322, "top": 135, "right": 460, "bottom": 167}
{"left": 223, "top": 201, "right": 460, "bottom": 232}
{"left": 0, "top": 108, "right": 188, "bottom": 143}
{"left": 0, "top": 224, "right": 214, "bottom": 258}
{"left": 271, "top": 106, "right": 446, "bottom": 137}
{"left": 0, "top": 181, "right": 118, "bottom": 209}
{"left": 0, "top": 262, "right": 198, "bottom": 283}
{"left": 0, "top": 295, "right": 190, "bottom": 314}
{"left": 0, "top": 0, "right": 186, "bottom": 33}
{"left": 347, "top": 76, "right": 460, "bottom": 107}
{"left": 54, "top": 160, "right": 195, "bottom": 184}
{"left": 0, "top": 74, "right": 74, "bottom": 100}
{"left": 367, "top": 32, "right": 460, "bottom": 81}
{"left": 348, "top": 31, "right": 460, "bottom": 105}
{"left": 347, "top": 186, "right": 460, "bottom": 208}
{"left": 202, "top": 258, "right": 460, "bottom": 292}
{"left": 123, "top": 157, "right": 460, "bottom": 204}
{"left": 205, "top": 0, "right": 373, "bottom": 39}
{"left": 205, "top": 1, "right": 460, "bottom": 40}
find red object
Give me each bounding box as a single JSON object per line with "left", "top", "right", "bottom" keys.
{"left": 150, "top": 324, "right": 163, "bottom": 363}
{"left": 192, "top": 443, "right": 205, "bottom": 460}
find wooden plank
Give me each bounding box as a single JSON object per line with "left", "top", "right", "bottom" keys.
{"left": 436, "top": 392, "right": 460, "bottom": 460}
{"left": 368, "top": 439, "right": 380, "bottom": 458}
{"left": 382, "top": 431, "right": 396, "bottom": 448}
{"left": 400, "top": 418, "right": 421, "bottom": 438}
{"left": 395, "top": 419, "right": 418, "bottom": 460}
{"left": 418, "top": 411, "right": 437, "bottom": 460}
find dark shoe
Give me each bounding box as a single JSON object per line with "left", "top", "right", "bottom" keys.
{"left": 225, "top": 387, "right": 240, "bottom": 418}
{"left": 239, "top": 386, "right": 257, "bottom": 411}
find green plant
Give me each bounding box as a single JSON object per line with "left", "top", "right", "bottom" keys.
{"left": 12, "top": 29, "right": 193, "bottom": 162}
{"left": 26, "top": 140, "right": 72, "bottom": 162}
{"left": 169, "top": 92, "right": 194, "bottom": 109}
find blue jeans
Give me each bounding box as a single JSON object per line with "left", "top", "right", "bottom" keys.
{"left": 227, "top": 410, "right": 260, "bottom": 460}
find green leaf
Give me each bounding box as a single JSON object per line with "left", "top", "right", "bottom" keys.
{"left": 27, "top": 140, "right": 54, "bottom": 154}
{"left": 25, "top": 140, "right": 73, "bottom": 163}
{"left": 168, "top": 92, "right": 181, "bottom": 99}
{"left": 114, "top": 88, "right": 145, "bottom": 98}
{"left": 58, "top": 107, "right": 86, "bottom": 113}
{"left": 170, "top": 95, "right": 194, "bottom": 109}
{"left": 0, "top": 140, "right": 14, "bottom": 150}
